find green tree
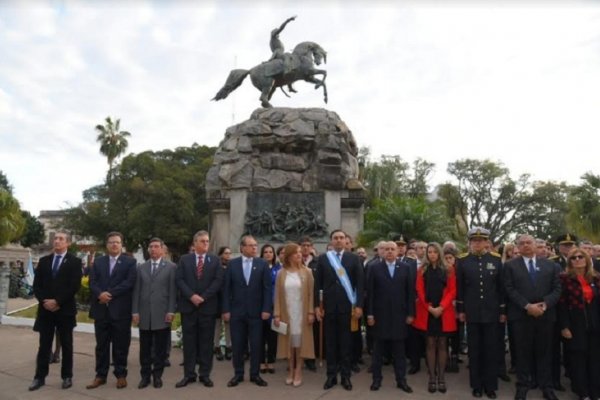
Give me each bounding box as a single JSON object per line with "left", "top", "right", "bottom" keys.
{"left": 566, "top": 173, "right": 600, "bottom": 242}
{"left": 520, "top": 181, "right": 570, "bottom": 241}
{"left": 95, "top": 116, "right": 131, "bottom": 184}
{"left": 0, "top": 189, "right": 25, "bottom": 246}
{"left": 446, "top": 159, "right": 533, "bottom": 243}
{"left": 19, "top": 210, "right": 46, "bottom": 248}
{"left": 358, "top": 196, "right": 456, "bottom": 247}
{"left": 65, "top": 144, "right": 216, "bottom": 259}
{"left": 0, "top": 170, "right": 11, "bottom": 193}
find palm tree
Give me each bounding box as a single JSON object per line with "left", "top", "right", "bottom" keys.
{"left": 0, "top": 189, "right": 25, "bottom": 246}
{"left": 95, "top": 117, "right": 131, "bottom": 184}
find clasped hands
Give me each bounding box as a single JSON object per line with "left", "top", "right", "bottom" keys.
{"left": 525, "top": 302, "right": 546, "bottom": 318}
{"left": 42, "top": 299, "right": 60, "bottom": 312}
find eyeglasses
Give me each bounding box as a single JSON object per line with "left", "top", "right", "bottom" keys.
{"left": 570, "top": 255, "right": 585, "bottom": 261}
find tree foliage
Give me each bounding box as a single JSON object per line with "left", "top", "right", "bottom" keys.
{"left": 64, "top": 144, "right": 216, "bottom": 259}
{"left": 567, "top": 173, "right": 600, "bottom": 242}
{"left": 0, "top": 189, "right": 25, "bottom": 246}
{"left": 95, "top": 116, "right": 131, "bottom": 184}
{"left": 358, "top": 196, "right": 457, "bottom": 247}
{"left": 19, "top": 210, "right": 46, "bottom": 248}
{"left": 446, "top": 159, "right": 535, "bottom": 243}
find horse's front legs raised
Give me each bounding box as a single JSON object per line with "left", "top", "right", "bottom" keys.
{"left": 305, "top": 76, "right": 328, "bottom": 104}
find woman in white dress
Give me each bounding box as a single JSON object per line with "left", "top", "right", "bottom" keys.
{"left": 273, "top": 243, "right": 315, "bottom": 387}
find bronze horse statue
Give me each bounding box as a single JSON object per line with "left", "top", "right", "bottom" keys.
{"left": 212, "top": 41, "right": 328, "bottom": 108}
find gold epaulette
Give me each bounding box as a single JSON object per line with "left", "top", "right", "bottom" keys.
{"left": 457, "top": 252, "right": 468, "bottom": 259}
{"left": 489, "top": 251, "right": 501, "bottom": 258}
{"left": 548, "top": 255, "right": 560, "bottom": 261}
{"left": 405, "top": 255, "right": 416, "bottom": 259}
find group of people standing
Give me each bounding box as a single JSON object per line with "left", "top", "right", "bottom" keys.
{"left": 28, "top": 226, "right": 600, "bottom": 400}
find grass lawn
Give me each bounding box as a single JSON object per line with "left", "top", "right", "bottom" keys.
{"left": 11, "top": 304, "right": 182, "bottom": 330}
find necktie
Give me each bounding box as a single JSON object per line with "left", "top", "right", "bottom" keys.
{"left": 152, "top": 262, "right": 158, "bottom": 275}
{"left": 52, "top": 255, "right": 62, "bottom": 278}
{"left": 528, "top": 259, "right": 536, "bottom": 284}
{"left": 243, "top": 258, "right": 251, "bottom": 284}
{"left": 197, "top": 255, "right": 204, "bottom": 279}
{"left": 336, "top": 252, "right": 342, "bottom": 261}
{"left": 109, "top": 257, "right": 117, "bottom": 275}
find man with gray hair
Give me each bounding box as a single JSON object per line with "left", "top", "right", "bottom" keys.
{"left": 504, "top": 234, "right": 561, "bottom": 400}
{"left": 175, "top": 231, "right": 224, "bottom": 388}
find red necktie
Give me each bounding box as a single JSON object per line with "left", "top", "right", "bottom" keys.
{"left": 197, "top": 255, "right": 204, "bottom": 279}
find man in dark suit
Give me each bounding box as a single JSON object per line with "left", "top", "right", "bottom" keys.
{"left": 367, "top": 241, "right": 415, "bottom": 392}
{"left": 87, "top": 231, "right": 137, "bottom": 390}
{"left": 504, "top": 234, "right": 561, "bottom": 400}
{"left": 132, "top": 237, "right": 176, "bottom": 389}
{"left": 175, "top": 230, "right": 224, "bottom": 388}
{"left": 222, "top": 235, "right": 271, "bottom": 387}
{"left": 456, "top": 227, "right": 505, "bottom": 399}
{"left": 315, "top": 229, "right": 364, "bottom": 391}
{"left": 29, "top": 230, "right": 82, "bottom": 391}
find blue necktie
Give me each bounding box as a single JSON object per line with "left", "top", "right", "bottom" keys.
{"left": 52, "top": 255, "right": 62, "bottom": 278}
{"left": 528, "top": 259, "right": 536, "bottom": 284}
{"left": 243, "top": 259, "right": 251, "bottom": 284}
{"left": 388, "top": 263, "right": 395, "bottom": 278}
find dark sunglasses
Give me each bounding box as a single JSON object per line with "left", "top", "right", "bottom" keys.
{"left": 570, "top": 255, "right": 585, "bottom": 261}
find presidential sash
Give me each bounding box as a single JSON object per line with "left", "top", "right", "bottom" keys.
{"left": 326, "top": 251, "right": 356, "bottom": 306}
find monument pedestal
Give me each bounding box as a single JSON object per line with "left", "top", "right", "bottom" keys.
{"left": 206, "top": 108, "right": 365, "bottom": 252}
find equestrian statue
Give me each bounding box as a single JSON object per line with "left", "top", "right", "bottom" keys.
{"left": 212, "top": 16, "right": 328, "bottom": 108}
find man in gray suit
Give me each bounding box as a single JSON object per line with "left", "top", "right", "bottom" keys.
{"left": 504, "top": 234, "right": 561, "bottom": 400}
{"left": 132, "top": 237, "right": 176, "bottom": 389}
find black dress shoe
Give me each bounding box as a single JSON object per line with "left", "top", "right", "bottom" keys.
{"left": 498, "top": 373, "right": 511, "bottom": 382}
{"left": 553, "top": 383, "right": 566, "bottom": 392}
{"left": 323, "top": 376, "right": 337, "bottom": 389}
{"left": 199, "top": 376, "right": 214, "bottom": 387}
{"left": 215, "top": 347, "right": 224, "bottom": 361}
{"left": 341, "top": 377, "right": 352, "bottom": 391}
{"left": 250, "top": 376, "right": 268, "bottom": 387}
{"left": 175, "top": 376, "right": 196, "bottom": 388}
{"left": 473, "top": 389, "right": 483, "bottom": 398}
{"left": 485, "top": 390, "right": 497, "bottom": 399}
{"left": 397, "top": 380, "right": 413, "bottom": 393}
{"left": 153, "top": 377, "right": 163, "bottom": 388}
{"left": 28, "top": 378, "right": 45, "bottom": 391}
{"left": 370, "top": 380, "right": 381, "bottom": 391}
{"left": 227, "top": 376, "right": 243, "bottom": 387}
{"left": 514, "top": 388, "right": 527, "bottom": 400}
{"left": 408, "top": 365, "right": 420, "bottom": 375}
{"left": 62, "top": 377, "right": 72, "bottom": 389}
{"left": 138, "top": 378, "right": 151, "bottom": 389}
{"left": 543, "top": 389, "right": 559, "bottom": 400}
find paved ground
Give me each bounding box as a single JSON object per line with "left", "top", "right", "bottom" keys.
{"left": 0, "top": 322, "right": 570, "bottom": 400}
{"left": 5, "top": 298, "right": 37, "bottom": 313}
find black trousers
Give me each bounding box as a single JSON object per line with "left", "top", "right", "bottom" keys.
{"left": 568, "top": 333, "right": 600, "bottom": 398}
{"left": 497, "top": 321, "right": 507, "bottom": 375}
{"left": 551, "top": 324, "right": 566, "bottom": 386}
{"left": 467, "top": 322, "right": 498, "bottom": 391}
{"left": 324, "top": 312, "right": 352, "bottom": 378}
{"left": 139, "top": 328, "right": 169, "bottom": 379}
{"left": 230, "top": 317, "right": 263, "bottom": 378}
{"left": 34, "top": 314, "right": 75, "bottom": 379}
{"left": 513, "top": 317, "right": 553, "bottom": 390}
{"left": 261, "top": 320, "right": 277, "bottom": 364}
{"left": 181, "top": 312, "right": 216, "bottom": 379}
{"left": 371, "top": 338, "right": 406, "bottom": 383}
{"left": 351, "top": 329, "right": 363, "bottom": 364}
{"left": 507, "top": 321, "right": 517, "bottom": 369}
{"left": 94, "top": 317, "right": 131, "bottom": 378}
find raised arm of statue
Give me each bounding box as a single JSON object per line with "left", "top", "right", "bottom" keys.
{"left": 273, "top": 16, "right": 296, "bottom": 38}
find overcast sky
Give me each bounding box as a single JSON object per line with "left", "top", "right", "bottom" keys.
{"left": 1, "top": 1, "right": 600, "bottom": 216}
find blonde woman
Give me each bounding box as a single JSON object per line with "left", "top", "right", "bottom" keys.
{"left": 273, "top": 243, "right": 315, "bottom": 387}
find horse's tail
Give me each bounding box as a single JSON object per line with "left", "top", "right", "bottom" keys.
{"left": 211, "top": 69, "right": 249, "bottom": 101}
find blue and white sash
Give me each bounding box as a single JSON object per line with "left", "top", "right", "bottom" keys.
{"left": 326, "top": 251, "right": 356, "bottom": 306}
